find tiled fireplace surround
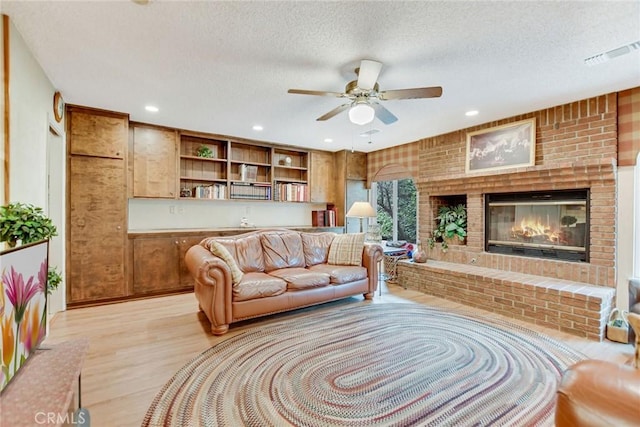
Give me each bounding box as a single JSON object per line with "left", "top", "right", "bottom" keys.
{"left": 396, "top": 94, "right": 619, "bottom": 341}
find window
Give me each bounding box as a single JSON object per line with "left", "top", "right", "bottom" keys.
{"left": 373, "top": 178, "right": 417, "bottom": 243}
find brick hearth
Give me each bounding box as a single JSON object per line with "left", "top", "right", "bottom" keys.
{"left": 397, "top": 260, "right": 615, "bottom": 340}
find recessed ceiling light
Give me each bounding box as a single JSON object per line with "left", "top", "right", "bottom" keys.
{"left": 324, "top": 138, "right": 333, "bottom": 143}
{"left": 465, "top": 110, "right": 479, "bottom": 117}
{"left": 252, "top": 125, "right": 263, "bottom": 131}
{"left": 359, "top": 129, "right": 380, "bottom": 137}
{"left": 145, "top": 105, "right": 159, "bottom": 112}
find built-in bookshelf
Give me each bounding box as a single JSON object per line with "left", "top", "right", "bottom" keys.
{"left": 179, "top": 134, "right": 309, "bottom": 202}
{"left": 179, "top": 135, "right": 228, "bottom": 199}
{"left": 272, "top": 148, "right": 309, "bottom": 202}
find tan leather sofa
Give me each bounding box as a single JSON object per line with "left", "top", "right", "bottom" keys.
{"left": 555, "top": 360, "right": 640, "bottom": 427}
{"left": 185, "top": 228, "right": 383, "bottom": 335}
{"left": 556, "top": 312, "right": 640, "bottom": 426}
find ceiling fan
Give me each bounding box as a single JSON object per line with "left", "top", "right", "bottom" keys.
{"left": 288, "top": 59, "right": 443, "bottom": 125}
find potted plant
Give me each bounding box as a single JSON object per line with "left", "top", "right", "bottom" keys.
{"left": 428, "top": 204, "right": 467, "bottom": 251}
{"left": 196, "top": 145, "right": 214, "bottom": 158}
{"left": 1, "top": 202, "right": 61, "bottom": 294}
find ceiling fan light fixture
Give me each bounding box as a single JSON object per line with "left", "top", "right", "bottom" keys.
{"left": 349, "top": 103, "right": 375, "bottom": 125}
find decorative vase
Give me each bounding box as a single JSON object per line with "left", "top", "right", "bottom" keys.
{"left": 412, "top": 243, "right": 427, "bottom": 263}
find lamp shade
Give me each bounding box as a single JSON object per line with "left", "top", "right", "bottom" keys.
{"left": 348, "top": 103, "right": 375, "bottom": 125}
{"left": 346, "top": 201, "right": 376, "bottom": 218}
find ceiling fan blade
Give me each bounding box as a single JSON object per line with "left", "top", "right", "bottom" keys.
{"left": 357, "top": 60, "right": 383, "bottom": 90}
{"left": 378, "top": 86, "right": 443, "bottom": 100}
{"left": 372, "top": 103, "right": 398, "bottom": 125}
{"left": 317, "top": 103, "right": 351, "bottom": 121}
{"left": 288, "top": 89, "right": 346, "bottom": 97}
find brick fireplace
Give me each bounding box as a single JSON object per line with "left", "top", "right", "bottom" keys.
{"left": 397, "top": 93, "right": 619, "bottom": 340}
{"left": 484, "top": 189, "right": 589, "bottom": 263}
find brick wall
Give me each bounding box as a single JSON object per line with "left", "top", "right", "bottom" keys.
{"left": 416, "top": 93, "right": 618, "bottom": 287}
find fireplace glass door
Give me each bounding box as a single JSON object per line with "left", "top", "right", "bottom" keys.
{"left": 485, "top": 190, "right": 588, "bottom": 262}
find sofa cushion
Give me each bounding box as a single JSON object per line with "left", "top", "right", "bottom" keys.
{"left": 260, "top": 231, "right": 305, "bottom": 272}
{"left": 233, "top": 272, "right": 287, "bottom": 302}
{"left": 232, "top": 234, "right": 265, "bottom": 272}
{"left": 268, "top": 268, "right": 330, "bottom": 290}
{"left": 327, "top": 233, "right": 365, "bottom": 266}
{"left": 301, "top": 232, "right": 336, "bottom": 266}
{"left": 209, "top": 240, "right": 244, "bottom": 285}
{"left": 308, "top": 264, "right": 368, "bottom": 284}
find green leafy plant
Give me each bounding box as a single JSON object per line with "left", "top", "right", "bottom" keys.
{"left": 47, "top": 267, "right": 63, "bottom": 296}
{"left": 1, "top": 202, "right": 62, "bottom": 295}
{"left": 196, "top": 145, "right": 214, "bottom": 158}
{"left": 427, "top": 204, "right": 467, "bottom": 251}
{"left": 0, "top": 202, "right": 58, "bottom": 247}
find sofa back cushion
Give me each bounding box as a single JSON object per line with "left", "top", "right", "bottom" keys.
{"left": 232, "top": 234, "right": 265, "bottom": 272}
{"left": 327, "top": 233, "right": 365, "bottom": 266}
{"left": 301, "top": 232, "right": 336, "bottom": 266}
{"left": 260, "top": 231, "right": 305, "bottom": 272}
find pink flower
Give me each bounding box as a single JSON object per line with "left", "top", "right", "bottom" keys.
{"left": 3, "top": 267, "right": 41, "bottom": 324}
{"left": 37, "top": 261, "right": 47, "bottom": 294}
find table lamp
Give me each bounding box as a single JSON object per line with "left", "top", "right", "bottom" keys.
{"left": 346, "top": 201, "right": 376, "bottom": 233}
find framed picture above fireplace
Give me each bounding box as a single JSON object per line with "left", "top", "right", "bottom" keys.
{"left": 466, "top": 118, "right": 536, "bottom": 174}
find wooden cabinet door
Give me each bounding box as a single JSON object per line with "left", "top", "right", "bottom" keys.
{"left": 132, "top": 237, "right": 181, "bottom": 294}
{"left": 69, "top": 109, "right": 127, "bottom": 159}
{"left": 310, "top": 151, "right": 335, "bottom": 203}
{"left": 346, "top": 151, "right": 367, "bottom": 180}
{"left": 178, "top": 236, "right": 206, "bottom": 288}
{"left": 133, "top": 125, "right": 178, "bottom": 198}
{"left": 68, "top": 156, "right": 127, "bottom": 303}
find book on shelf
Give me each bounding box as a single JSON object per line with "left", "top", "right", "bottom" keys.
{"left": 311, "top": 208, "right": 336, "bottom": 227}
{"left": 192, "top": 183, "right": 227, "bottom": 199}
{"left": 230, "top": 182, "right": 271, "bottom": 200}
{"left": 274, "top": 182, "right": 309, "bottom": 202}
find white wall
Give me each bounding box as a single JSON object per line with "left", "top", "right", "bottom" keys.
{"left": 128, "top": 199, "right": 327, "bottom": 231}
{"left": 8, "top": 19, "right": 54, "bottom": 206}
{"left": 5, "top": 18, "right": 65, "bottom": 315}
{"left": 1, "top": 18, "right": 5, "bottom": 204}
{"left": 616, "top": 165, "right": 635, "bottom": 309}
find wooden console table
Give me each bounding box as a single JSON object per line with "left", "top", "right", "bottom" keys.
{"left": 0, "top": 338, "right": 89, "bottom": 426}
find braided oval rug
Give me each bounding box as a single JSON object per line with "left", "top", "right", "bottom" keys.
{"left": 143, "top": 303, "right": 584, "bottom": 427}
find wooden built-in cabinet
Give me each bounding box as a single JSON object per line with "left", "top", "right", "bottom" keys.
{"left": 69, "top": 110, "right": 126, "bottom": 159}
{"left": 309, "top": 151, "right": 334, "bottom": 203}
{"left": 131, "top": 236, "right": 201, "bottom": 294}
{"left": 131, "top": 124, "right": 178, "bottom": 198}
{"left": 67, "top": 106, "right": 129, "bottom": 306}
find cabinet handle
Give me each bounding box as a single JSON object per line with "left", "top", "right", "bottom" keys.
{"left": 175, "top": 241, "right": 179, "bottom": 245}
{"left": 77, "top": 219, "right": 86, "bottom": 227}
{"left": 116, "top": 225, "right": 122, "bottom": 230}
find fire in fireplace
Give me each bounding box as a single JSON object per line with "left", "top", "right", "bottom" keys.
{"left": 485, "top": 190, "right": 589, "bottom": 262}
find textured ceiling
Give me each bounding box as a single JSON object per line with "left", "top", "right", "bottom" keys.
{"left": 3, "top": 1, "right": 639, "bottom": 153}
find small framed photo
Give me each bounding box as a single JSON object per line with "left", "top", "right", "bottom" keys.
{"left": 466, "top": 118, "right": 536, "bottom": 174}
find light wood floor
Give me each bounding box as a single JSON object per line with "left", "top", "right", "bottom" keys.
{"left": 45, "top": 282, "right": 635, "bottom": 427}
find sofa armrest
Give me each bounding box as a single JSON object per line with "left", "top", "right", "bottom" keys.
{"left": 362, "top": 243, "right": 384, "bottom": 294}
{"left": 556, "top": 360, "right": 640, "bottom": 427}
{"left": 184, "top": 244, "right": 233, "bottom": 334}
